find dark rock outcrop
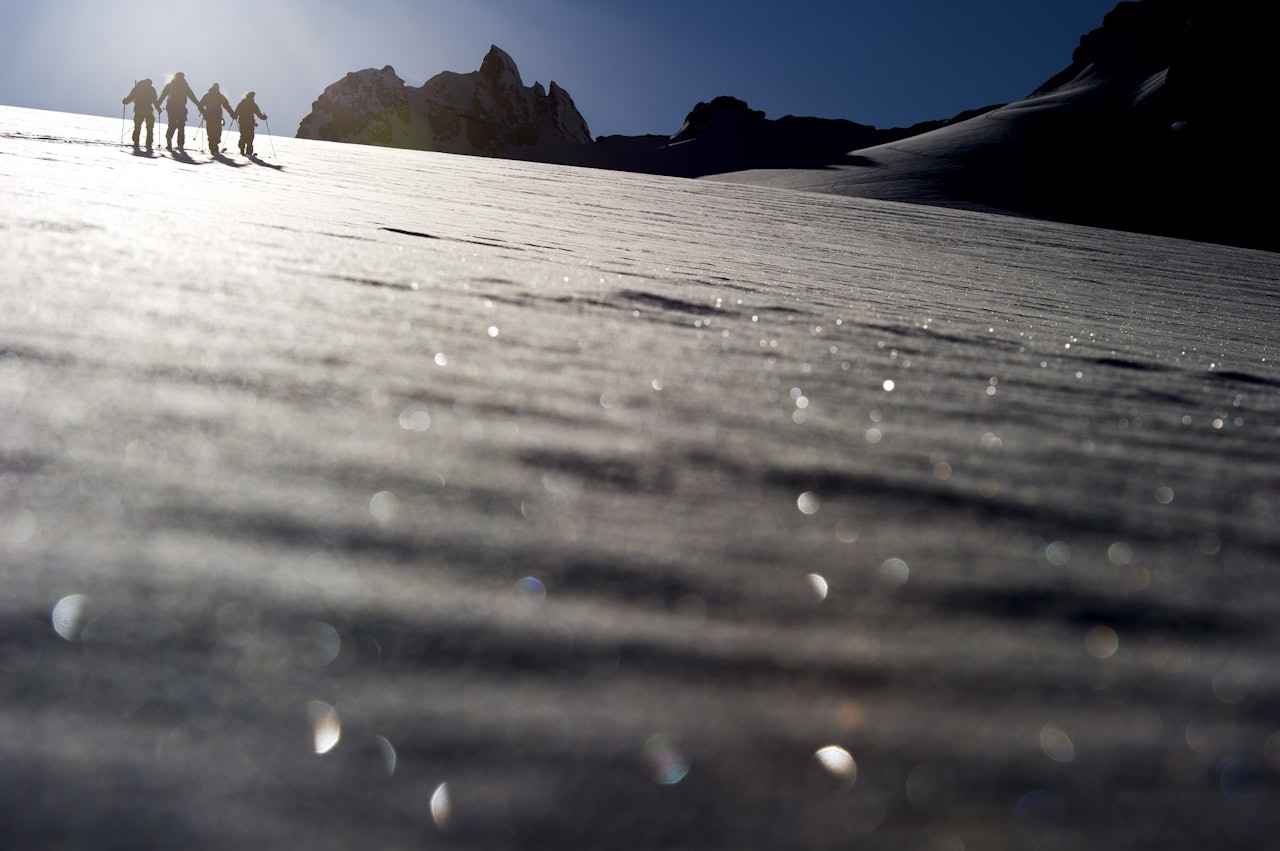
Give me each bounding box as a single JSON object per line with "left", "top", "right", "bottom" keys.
{"left": 1013, "top": 0, "right": 1273, "bottom": 248}
{"left": 296, "top": 66, "right": 428, "bottom": 148}
{"left": 297, "top": 46, "right": 591, "bottom": 156}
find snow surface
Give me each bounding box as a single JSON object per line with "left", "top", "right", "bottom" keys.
{"left": 3, "top": 105, "right": 1280, "bottom": 849}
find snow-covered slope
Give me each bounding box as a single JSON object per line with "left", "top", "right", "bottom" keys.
{"left": 711, "top": 72, "right": 1116, "bottom": 213}
{"left": 297, "top": 46, "right": 591, "bottom": 156}
{"left": 3, "top": 105, "right": 1279, "bottom": 850}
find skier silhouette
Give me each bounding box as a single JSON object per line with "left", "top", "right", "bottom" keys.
{"left": 157, "top": 72, "right": 200, "bottom": 152}
{"left": 121, "top": 78, "right": 160, "bottom": 150}
{"left": 232, "top": 92, "right": 268, "bottom": 157}
{"left": 198, "top": 83, "right": 234, "bottom": 154}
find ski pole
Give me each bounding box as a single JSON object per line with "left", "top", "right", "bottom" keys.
{"left": 122, "top": 79, "right": 135, "bottom": 147}
{"left": 264, "top": 118, "right": 277, "bottom": 159}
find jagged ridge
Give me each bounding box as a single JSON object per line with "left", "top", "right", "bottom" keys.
{"left": 297, "top": 46, "right": 591, "bottom": 156}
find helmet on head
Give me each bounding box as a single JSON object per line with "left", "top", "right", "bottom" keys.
{"left": 247, "top": 92, "right": 255, "bottom": 98}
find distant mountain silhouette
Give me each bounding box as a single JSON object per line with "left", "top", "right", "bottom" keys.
{"left": 297, "top": 46, "right": 591, "bottom": 156}
{"left": 297, "top": 2, "right": 1272, "bottom": 251}
{"left": 296, "top": 47, "right": 991, "bottom": 178}
{"left": 516, "top": 95, "right": 998, "bottom": 178}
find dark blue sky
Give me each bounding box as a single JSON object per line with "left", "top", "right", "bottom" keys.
{"left": 0, "top": 0, "right": 1121, "bottom": 138}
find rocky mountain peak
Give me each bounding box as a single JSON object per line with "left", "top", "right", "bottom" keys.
{"left": 478, "top": 45, "right": 521, "bottom": 88}
{"left": 297, "top": 47, "right": 591, "bottom": 156}
{"left": 671, "top": 96, "right": 767, "bottom": 142}
{"left": 296, "top": 65, "right": 417, "bottom": 147}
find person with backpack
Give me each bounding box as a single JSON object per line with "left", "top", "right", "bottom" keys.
{"left": 232, "top": 92, "right": 268, "bottom": 157}
{"left": 198, "top": 83, "right": 235, "bottom": 154}
{"left": 121, "top": 78, "right": 160, "bottom": 151}
{"left": 157, "top": 72, "right": 200, "bottom": 152}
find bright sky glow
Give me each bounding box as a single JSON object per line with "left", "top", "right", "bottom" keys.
{"left": 0, "top": 0, "right": 1119, "bottom": 138}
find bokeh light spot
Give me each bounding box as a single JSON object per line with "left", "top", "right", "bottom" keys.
{"left": 308, "top": 700, "right": 341, "bottom": 755}
{"left": 51, "top": 594, "right": 89, "bottom": 641}
{"left": 516, "top": 576, "right": 547, "bottom": 604}
{"left": 807, "top": 573, "right": 829, "bottom": 602}
{"left": 814, "top": 745, "right": 857, "bottom": 786}
{"left": 1107, "top": 542, "right": 1133, "bottom": 566}
{"left": 301, "top": 622, "right": 342, "bottom": 668}
{"left": 375, "top": 735, "right": 397, "bottom": 777}
{"left": 835, "top": 520, "right": 860, "bottom": 543}
{"left": 1220, "top": 757, "right": 1265, "bottom": 804}
{"left": 643, "top": 734, "right": 690, "bottom": 785}
{"left": 1045, "top": 541, "right": 1071, "bottom": 566}
{"left": 1126, "top": 566, "right": 1152, "bottom": 592}
{"left": 1086, "top": 626, "right": 1119, "bottom": 659}
{"left": 370, "top": 491, "right": 399, "bottom": 525}
{"left": 880, "top": 558, "right": 909, "bottom": 586}
{"left": 1040, "top": 724, "right": 1075, "bottom": 763}
{"left": 398, "top": 409, "right": 431, "bottom": 431}
{"left": 430, "top": 782, "right": 453, "bottom": 832}
{"left": 1212, "top": 661, "right": 1253, "bottom": 705}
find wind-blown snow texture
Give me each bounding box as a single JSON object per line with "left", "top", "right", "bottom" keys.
{"left": 2, "top": 106, "right": 1279, "bottom": 850}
